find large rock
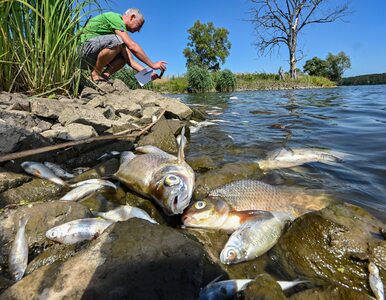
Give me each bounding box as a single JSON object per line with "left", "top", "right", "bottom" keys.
{"left": 0, "top": 110, "right": 51, "bottom": 133}
{"left": 270, "top": 203, "right": 386, "bottom": 293}
{"left": 1, "top": 220, "right": 211, "bottom": 300}
{"left": 0, "top": 169, "right": 31, "bottom": 193}
{"left": 58, "top": 106, "right": 112, "bottom": 133}
{"left": 41, "top": 123, "right": 98, "bottom": 141}
{"left": 289, "top": 285, "right": 373, "bottom": 300}
{"left": 30, "top": 98, "right": 71, "bottom": 119}
{"left": 0, "top": 178, "right": 66, "bottom": 208}
{"left": 137, "top": 118, "right": 184, "bottom": 154}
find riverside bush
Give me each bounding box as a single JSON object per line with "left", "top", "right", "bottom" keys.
{"left": 187, "top": 66, "right": 213, "bottom": 93}
{"left": 214, "top": 69, "right": 236, "bottom": 92}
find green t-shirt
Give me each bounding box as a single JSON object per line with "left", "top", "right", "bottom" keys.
{"left": 81, "top": 12, "right": 126, "bottom": 43}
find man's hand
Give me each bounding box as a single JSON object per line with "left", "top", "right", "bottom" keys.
{"left": 152, "top": 61, "right": 167, "bottom": 71}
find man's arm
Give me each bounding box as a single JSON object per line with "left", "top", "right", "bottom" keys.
{"left": 115, "top": 29, "right": 166, "bottom": 71}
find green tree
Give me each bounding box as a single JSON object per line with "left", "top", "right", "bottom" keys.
{"left": 326, "top": 52, "right": 351, "bottom": 82}
{"left": 303, "top": 57, "right": 328, "bottom": 77}
{"left": 183, "top": 21, "right": 231, "bottom": 71}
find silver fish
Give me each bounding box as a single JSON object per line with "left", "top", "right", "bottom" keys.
{"left": 8, "top": 218, "right": 28, "bottom": 281}
{"left": 61, "top": 180, "right": 117, "bottom": 201}
{"left": 199, "top": 279, "right": 252, "bottom": 300}
{"left": 21, "top": 161, "right": 66, "bottom": 186}
{"left": 220, "top": 213, "right": 291, "bottom": 264}
{"left": 69, "top": 179, "right": 117, "bottom": 189}
{"left": 97, "top": 151, "right": 121, "bottom": 161}
{"left": 199, "top": 278, "right": 308, "bottom": 300}
{"left": 369, "top": 262, "right": 385, "bottom": 300}
{"left": 43, "top": 162, "right": 75, "bottom": 179}
{"left": 94, "top": 205, "right": 158, "bottom": 224}
{"left": 113, "top": 127, "right": 195, "bottom": 215}
{"left": 257, "top": 148, "right": 349, "bottom": 171}
{"left": 46, "top": 218, "right": 114, "bottom": 244}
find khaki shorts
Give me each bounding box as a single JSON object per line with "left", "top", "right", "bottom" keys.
{"left": 80, "top": 34, "right": 124, "bottom": 69}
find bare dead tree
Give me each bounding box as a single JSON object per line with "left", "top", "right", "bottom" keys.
{"left": 249, "top": 0, "right": 350, "bottom": 79}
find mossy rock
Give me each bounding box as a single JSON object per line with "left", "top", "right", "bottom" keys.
{"left": 244, "top": 274, "right": 286, "bottom": 300}
{"left": 270, "top": 203, "right": 386, "bottom": 293}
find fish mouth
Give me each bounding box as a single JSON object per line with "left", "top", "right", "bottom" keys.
{"left": 181, "top": 215, "right": 191, "bottom": 225}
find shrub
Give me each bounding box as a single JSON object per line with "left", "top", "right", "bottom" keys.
{"left": 214, "top": 69, "right": 236, "bottom": 92}
{"left": 187, "top": 65, "right": 213, "bottom": 93}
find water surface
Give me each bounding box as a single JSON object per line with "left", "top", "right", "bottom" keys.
{"left": 170, "top": 85, "right": 386, "bottom": 220}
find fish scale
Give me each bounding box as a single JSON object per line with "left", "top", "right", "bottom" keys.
{"left": 209, "top": 180, "right": 296, "bottom": 212}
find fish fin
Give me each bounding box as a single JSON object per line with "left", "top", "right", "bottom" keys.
{"left": 33, "top": 170, "right": 42, "bottom": 177}
{"left": 135, "top": 145, "right": 168, "bottom": 156}
{"left": 19, "top": 217, "right": 29, "bottom": 228}
{"left": 233, "top": 210, "right": 274, "bottom": 223}
{"left": 177, "top": 126, "right": 186, "bottom": 163}
{"left": 206, "top": 274, "right": 224, "bottom": 288}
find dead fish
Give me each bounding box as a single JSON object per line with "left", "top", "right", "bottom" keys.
{"left": 72, "top": 167, "right": 90, "bottom": 176}
{"left": 256, "top": 147, "right": 350, "bottom": 171}
{"left": 43, "top": 162, "right": 75, "bottom": 179}
{"left": 45, "top": 218, "right": 114, "bottom": 244}
{"left": 369, "top": 262, "right": 385, "bottom": 300}
{"left": 199, "top": 278, "right": 252, "bottom": 300}
{"left": 220, "top": 212, "right": 292, "bottom": 264}
{"left": 21, "top": 161, "right": 66, "bottom": 186}
{"left": 207, "top": 179, "right": 330, "bottom": 217}
{"left": 69, "top": 179, "right": 117, "bottom": 189}
{"left": 182, "top": 198, "right": 276, "bottom": 233}
{"left": 61, "top": 180, "right": 117, "bottom": 201}
{"left": 8, "top": 218, "right": 28, "bottom": 281}
{"left": 94, "top": 205, "right": 158, "bottom": 224}
{"left": 97, "top": 151, "right": 121, "bottom": 161}
{"left": 113, "top": 127, "right": 195, "bottom": 215}
{"left": 199, "top": 278, "right": 308, "bottom": 300}
{"left": 190, "top": 121, "right": 217, "bottom": 134}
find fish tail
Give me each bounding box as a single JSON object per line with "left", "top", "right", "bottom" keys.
{"left": 19, "top": 217, "right": 28, "bottom": 228}
{"left": 177, "top": 126, "right": 187, "bottom": 162}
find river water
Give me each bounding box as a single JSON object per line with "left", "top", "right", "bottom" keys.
{"left": 170, "top": 85, "right": 386, "bottom": 221}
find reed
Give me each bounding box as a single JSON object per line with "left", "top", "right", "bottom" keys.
{"left": 0, "top": 0, "right": 101, "bottom": 96}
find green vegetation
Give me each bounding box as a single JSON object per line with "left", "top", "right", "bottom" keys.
{"left": 0, "top": 0, "right": 100, "bottom": 96}
{"left": 186, "top": 66, "right": 213, "bottom": 93}
{"left": 153, "top": 72, "right": 335, "bottom": 94}
{"left": 183, "top": 21, "right": 231, "bottom": 71}
{"left": 213, "top": 69, "right": 237, "bottom": 92}
{"left": 341, "top": 73, "right": 386, "bottom": 86}
{"left": 303, "top": 52, "right": 351, "bottom": 83}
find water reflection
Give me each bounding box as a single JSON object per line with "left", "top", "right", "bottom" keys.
{"left": 169, "top": 85, "right": 386, "bottom": 217}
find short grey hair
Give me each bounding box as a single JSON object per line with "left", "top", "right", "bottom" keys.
{"left": 125, "top": 8, "right": 144, "bottom": 22}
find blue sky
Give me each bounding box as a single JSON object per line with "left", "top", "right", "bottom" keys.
{"left": 103, "top": 0, "right": 386, "bottom": 77}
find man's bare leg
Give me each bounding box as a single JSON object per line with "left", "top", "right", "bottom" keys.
{"left": 91, "top": 46, "right": 121, "bottom": 81}
{"left": 102, "top": 46, "right": 143, "bottom": 79}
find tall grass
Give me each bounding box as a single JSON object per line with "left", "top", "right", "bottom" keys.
{"left": 0, "top": 0, "right": 101, "bottom": 96}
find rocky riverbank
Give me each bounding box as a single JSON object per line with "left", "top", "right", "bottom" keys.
{"left": 0, "top": 81, "right": 384, "bottom": 299}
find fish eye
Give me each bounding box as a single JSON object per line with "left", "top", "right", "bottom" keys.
{"left": 164, "top": 175, "right": 180, "bottom": 186}
{"left": 194, "top": 201, "right": 206, "bottom": 210}
{"left": 226, "top": 249, "right": 238, "bottom": 261}
{"left": 48, "top": 229, "right": 57, "bottom": 238}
